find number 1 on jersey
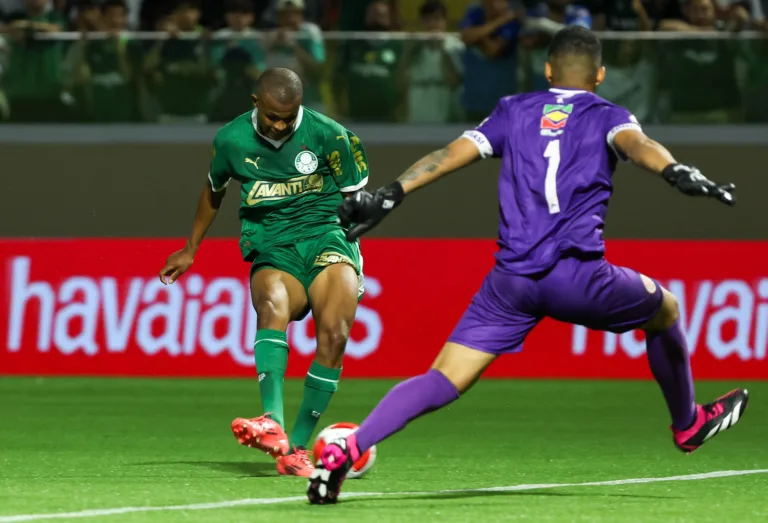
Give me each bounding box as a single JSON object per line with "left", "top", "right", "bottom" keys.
{"left": 544, "top": 139, "right": 561, "bottom": 214}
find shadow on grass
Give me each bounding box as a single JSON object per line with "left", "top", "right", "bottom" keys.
{"left": 130, "top": 460, "right": 276, "bottom": 478}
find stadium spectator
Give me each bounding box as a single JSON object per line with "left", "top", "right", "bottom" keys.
{"left": 71, "top": 0, "right": 100, "bottom": 30}
{"left": 0, "top": 32, "right": 8, "bottom": 120}
{"left": 78, "top": 0, "right": 136, "bottom": 122}
{"left": 259, "top": 0, "right": 325, "bottom": 28}
{"left": 123, "top": 0, "right": 141, "bottom": 29}
{"left": 590, "top": 0, "right": 654, "bottom": 121}
{"left": 209, "top": 0, "right": 265, "bottom": 122}
{"left": 659, "top": 0, "right": 749, "bottom": 30}
{"left": 658, "top": 0, "right": 743, "bottom": 123}
{"left": 335, "top": 0, "right": 400, "bottom": 31}
{"left": 399, "top": 0, "right": 463, "bottom": 123}
{"left": 60, "top": 0, "right": 100, "bottom": 120}
{"left": 591, "top": 0, "right": 653, "bottom": 30}
{"left": 0, "top": 0, "right": 26, "bottom": 20}
{"left": 713, "top": 0, "right": 762, "bottom": 24}
{"left": 3, "top": 0, "right": 69, "bottom": 122}
{"left": 521, "top": 0, "right": 591, "bottom": 92}
{"left": 459, "top": 1, "right": 522, "bottom": 122}
{"left": 263, "top": 0, "right": 325, "bottom": 110}
{"left": 145, "top": 0, "right": 213, "bottom": 122}
{"left": 334, "top": 0, "right": 402, "bottom": 121}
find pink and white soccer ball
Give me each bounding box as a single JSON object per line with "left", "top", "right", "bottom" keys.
{"left": 313, "top": 422, "right": 377, "bottom": 479}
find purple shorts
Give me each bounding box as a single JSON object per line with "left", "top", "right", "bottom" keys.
{"left": 448, "top": 256, "right": 663, "bottom": 355}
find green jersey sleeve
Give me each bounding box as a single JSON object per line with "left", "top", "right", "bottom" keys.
{"left": 327, "top": 129, "right": 369, "bottom": 193}
{"left": 208, "top": 135, "right": 232, "bottom": 192}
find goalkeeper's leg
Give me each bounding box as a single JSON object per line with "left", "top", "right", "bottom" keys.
{"left": 307, "top": 342, "right": 496, "bottom": 504}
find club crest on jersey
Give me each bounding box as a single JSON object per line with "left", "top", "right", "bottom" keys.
{"left": 540, "top": 104, "right": 573, "bottom": 137}
{"left": 295, "top": 150, "right": 319, "bottom": 174}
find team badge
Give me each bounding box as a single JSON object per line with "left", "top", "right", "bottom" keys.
{"left": 540, "top": 104, "right": 573, "bottom": 137}
{"left": 295, "top": 150, "right": 319, "bottom": 174}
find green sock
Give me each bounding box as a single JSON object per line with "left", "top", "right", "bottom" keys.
{"left": 289, "top": 361, "right": 341, "bottom": 449}
{"left": 254, "top": 329, "right": 289, "bottom": 428}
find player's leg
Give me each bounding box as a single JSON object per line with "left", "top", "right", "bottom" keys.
{"left": 287, "top": 262, "right": 358, "bottom": 452}
{"left": 351, "top": 342, "right": 496, "bottom": 455}
{"left": 231, "top": 264, "right": 309, "bottom": 458}
{"left": 637, "top": 282, "right": 696, "bottom": 432}
{"left": 308, "top": 342, "right": 497, "bottom": 504}
{"left": 276, "top": 232, "right": 363, "bottom": 477}
{"left": 540, "top": 257, "right": 747, "bottom": 453}
{"left": 640, "top": 282, "right": 748, "bottom": 453}
{"left": 308, "top": 266, "right": 539, "bottom": 504}
{"left": 251, "top": 267, "right": 309, "bottom": 427}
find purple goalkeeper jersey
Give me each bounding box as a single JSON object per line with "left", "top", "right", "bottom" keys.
{"left": 462, "top": 88, "right": 642, "bottom": 275}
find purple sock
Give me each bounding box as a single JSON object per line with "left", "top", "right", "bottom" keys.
{"left": 355, "top": 369, "right": 460, "bottom": 453}
{"left": 645, "top": 320, "right": 696, "bottom": 430}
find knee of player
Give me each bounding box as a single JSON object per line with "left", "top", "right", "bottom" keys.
{"left": 656, "top": 289, "right": 680, "bottom": 329}
{"left": 255, "top": 298, "right": 291, "bottom": 329}
{"left": 317, "top": 321, "right": 350, "bottom": 352}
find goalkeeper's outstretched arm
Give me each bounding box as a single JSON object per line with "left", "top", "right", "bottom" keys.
{"left": 396, "top": 137, "right": 483, "bottom": 195}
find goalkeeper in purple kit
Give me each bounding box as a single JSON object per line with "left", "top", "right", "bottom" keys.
{"left": 307, "top": 26, "right": 748, "bottom": 504}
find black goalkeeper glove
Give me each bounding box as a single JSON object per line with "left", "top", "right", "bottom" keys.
{"left": 337, "top": 182, "right": 406, "bottom": 241}
{"left": 661, "top": 163, "right": 736, "bottom": 206}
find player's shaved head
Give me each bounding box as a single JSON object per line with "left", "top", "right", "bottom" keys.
{"left": 255, "top": 68, "right": 303, "bottom": 105}
{"left": 252, "top": 68, "right": 304, "bottom": 141}
{"left": 545, "top": 26, "right": 605, "bottom": 91}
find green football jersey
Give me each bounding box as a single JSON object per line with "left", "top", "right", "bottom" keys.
{"left": 208, "top": 106, "right": 370, "bottom": 259}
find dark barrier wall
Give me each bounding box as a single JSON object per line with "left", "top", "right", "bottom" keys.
{"left": 2, "top": 143, "right": 762, "bottom": 239}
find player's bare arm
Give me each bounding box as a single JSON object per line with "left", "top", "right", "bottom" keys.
{"left": 159, "top": 180, "right": 226, "bottom": 284}
{"left": 398, "top": 137, "right": 481, "bottom": 193}
{"left": 337, "top": 138, "right": 479, "bottom": 241}
{"left": 613, "top": 128, "right": 736, "bottom": 206}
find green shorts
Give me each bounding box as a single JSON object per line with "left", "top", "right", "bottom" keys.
{"left": 247, "top": 229, "right": 364, "bottom": 317}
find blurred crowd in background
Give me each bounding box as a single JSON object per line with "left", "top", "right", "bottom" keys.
{"left": 0, "top": 0, "right": 767, "bottom": 124}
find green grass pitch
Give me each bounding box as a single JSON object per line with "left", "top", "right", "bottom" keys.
{"left": 1, "top": 377, "right": 766, "bottom": 522}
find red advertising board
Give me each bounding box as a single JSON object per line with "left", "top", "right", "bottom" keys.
{"left": 1, "top": 239, "right": 766, "bottom": 379}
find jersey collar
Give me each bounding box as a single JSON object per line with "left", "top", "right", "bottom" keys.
{"left": 251, "top": 105, "right": 305, "bottom": 149}
{"left": 549, "top": 87, "right": 587, "bottom": 98}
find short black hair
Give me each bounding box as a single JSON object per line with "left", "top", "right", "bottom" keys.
{"left": 548, "top": 25, "right": 602, "bottom": 65}
{"left": 419, "top": 0, "right": 447, "bottom": 18}
{"left": 224, "top": 0, "right": 255, "bottom": 14}
{"left": 102, "top": 0, "right": 127, "bottom": 12}
{"left": 256, "top": 68, "right": 303, "bottom": 104}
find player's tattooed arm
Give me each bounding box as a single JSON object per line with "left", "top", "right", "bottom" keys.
{"left": 397, "top": 137, "right": 481, "bottom": 194}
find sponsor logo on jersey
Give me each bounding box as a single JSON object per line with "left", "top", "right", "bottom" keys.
{"left": 295, "top": 150, "right": 319, "bottom": 174}
{"left": 349, "top": 135, "right": 367, "bottom": 173}
{"left": 327, "top": 151, "right": 342, "bottom": 177}
{"left": 245, "top": 157, "right": 260, "bottom": 169}
{"left": 245, "top": 174, "right": 323, "bottom": 205}
{"left": 540, "top": 103, "right": 573, "bottom": 137}
{"left": 313, "top": 251, "right": 355, "bottom": 268}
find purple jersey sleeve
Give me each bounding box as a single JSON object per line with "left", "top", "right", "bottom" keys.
{"left": 604, "top": 106, "right": 642, "bottom": 162}
{"left": 461, "top": 100, "right": 509, "bottom": 158}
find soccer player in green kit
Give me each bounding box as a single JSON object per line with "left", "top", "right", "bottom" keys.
{"left": 159, "top": 68, "right": 369, "bottom": 477}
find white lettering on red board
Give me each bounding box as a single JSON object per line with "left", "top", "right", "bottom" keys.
{"left": 6, "top": 257, "right": 384, "bottom": 366}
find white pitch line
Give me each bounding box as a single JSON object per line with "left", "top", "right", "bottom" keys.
{"left": 1, "top": 469, "right": 767, "bottom": 522}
